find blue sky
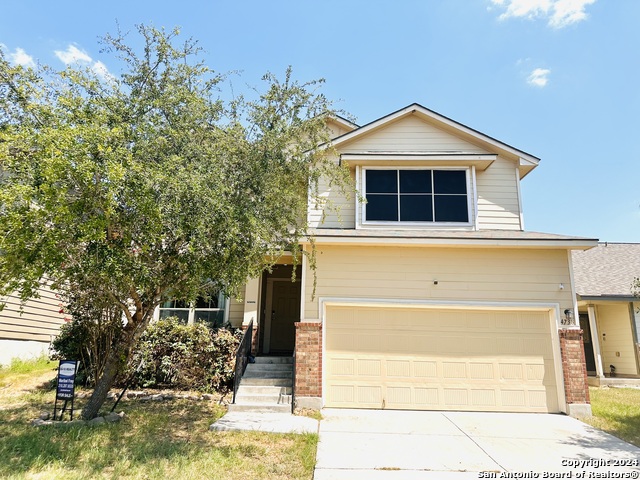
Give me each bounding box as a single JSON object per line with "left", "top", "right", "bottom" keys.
{"left": 2, "top": 0, "right": 639, "bottom": 242}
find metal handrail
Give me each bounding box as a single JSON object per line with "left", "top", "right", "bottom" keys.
{"left": 232, "top": 319, "right": 253, "bottom": 404}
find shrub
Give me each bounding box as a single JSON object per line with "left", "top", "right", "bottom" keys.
{"left": 50, "top": 294, "right": 123, "bottom": 386}
{"left": 128, "top": 317, "right": 240, "bottom": 393}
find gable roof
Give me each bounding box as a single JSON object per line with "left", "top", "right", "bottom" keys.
{"left": 328, "top": 103, "right": 540, "bottom": 178}
{"left": 329, "top": 114, "right": 359, "bottom": 131}
{"left": 572, "top": 243, "right": 640, "bottom": 299}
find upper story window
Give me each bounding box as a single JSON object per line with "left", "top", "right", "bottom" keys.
{"left": 363, "top": 168, "right": 470, "bottom": 224}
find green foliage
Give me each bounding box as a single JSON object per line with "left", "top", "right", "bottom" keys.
{"left": 586, "top": 387, "right": 640, "bottom": 447}
{"left": 130, "top": 318, "right": 240, "bottom": 392}
{"left": 0, "top": 25, "right": 350, "bottom": 316}
{"left": 0, "top": 355, "right": 52, "bottom": 376}
{"left": 49, "top": 302, "right": 123, "bottom": 387}
{"left": 0, "top": 24, "right": 352, "bottom": 416}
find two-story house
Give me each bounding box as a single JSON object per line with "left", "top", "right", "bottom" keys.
{"left": 225, "top": 104, "right": 599, "bottom": 417}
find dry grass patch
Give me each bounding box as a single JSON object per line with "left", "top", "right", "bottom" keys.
{"left": 0, "top": 358, "right": 317, "bottom": 480}
{"left": 584, "top": 386, "right": 640, "bottom": 447}
{"left": 294, "top": 407, "right": 322, "bottom": 421}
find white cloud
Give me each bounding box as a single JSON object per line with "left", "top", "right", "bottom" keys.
{"left": 54, "top": 45, "right": 92, "bottom": 65}
{"left": 491, "top": 0, "right": 595, "bottom": 28}
{"left": 549, "top": 0, "right": 596, "bottom": 28}
{"left": 527, "top": 68, "right": 551, "bottom": 87}
{"left": 53, "top": 44, "right": 113, "bottom": 81}
{"left": 494, "top": 0, "right": 552, "bottom": 21}
{"left": 91, "top": 61, "right": 114, "bottom": 81}
{"left": 2, "top": 46, "right": 36, "bottom": 68}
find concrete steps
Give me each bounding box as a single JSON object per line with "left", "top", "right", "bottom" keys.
{"left": 228, "top": 356, "right": 293, "bottom": 414}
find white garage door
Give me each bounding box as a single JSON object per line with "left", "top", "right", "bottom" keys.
{"left": 325, "top": 306, "right": 560, "bottom": 413}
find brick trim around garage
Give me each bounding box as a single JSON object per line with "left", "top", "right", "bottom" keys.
{"left": 559, "top": 329, "right": 590, "bottom": 406}
{"left": 294, "top": 322, "right": 322, "bottom": 409}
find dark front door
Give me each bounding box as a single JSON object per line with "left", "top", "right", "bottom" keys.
{"left": 580, "top": 313, "right": 597, "bottom": 374}
{"left": 267, "top": 279, "right": 301, "bottom": 353}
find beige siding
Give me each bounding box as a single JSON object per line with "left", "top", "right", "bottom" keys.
{"left": 327, "top": 122, "right": 352, "bottom": 140}
{"left": 308, "top": 166, "right": 356, "bottom": 229}
{"left": 0, "top": 286, "right": 66, "bottom": 343}
{"left": 596, "top": 303, "right": 638, "bottom": 376}
{"left": 303, "top": 246, "right": 574, "bottom": 320}
{"left": 228, "top": 284, "right": 247, "bottom": 328}
{"left": 634, "top": 302, "right": 640, "bottom": 343}
{"left": 308, "top": 114, "right": 523, "bottom": 231}
{"left": 339, "top": 115, "right": 489, "bottom": 153}
{"left": 476, "top": 157, "right": 521, "bottom": 230}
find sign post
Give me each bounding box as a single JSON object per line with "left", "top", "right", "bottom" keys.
{"left": 53, "top": 360, "right": 78, "bottom": 421}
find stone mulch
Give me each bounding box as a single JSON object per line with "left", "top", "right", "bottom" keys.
{"left": 31, "top": 389, "right": 230, "bottom": 427}
{"left": 76, "top": 389, "right": 225, "bottom": 403}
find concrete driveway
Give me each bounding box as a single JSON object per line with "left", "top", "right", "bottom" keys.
{"left": 314, "top": 409, "right": 640, "bottom": 479}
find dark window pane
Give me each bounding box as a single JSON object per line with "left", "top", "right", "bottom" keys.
{"left": 366, "top": 170, "right": 397, "bottom": 193}
{"left": 195, "top": 295, "right": 219, "bottom": 309}
{"left": 194, "top": 309, "right": 224, "bottom": 328}
{"left": 161, "top": 299, "right": 188, "bottom": 309}
{"left": 434, "top": 195, "right": 469, "bottom": 222}
{"left": 366, "top": 194, "right": 398, "bottom": 221}
{"left": 159, "top": 309, "right": 189, "bottom": 323}
{"left": 400, "top": 170, "right": 432, "bottom": 193}
{"left": 434, "top": 170, "right": 467, "bottom": 194}
{"left": 400, "top": 195, "right": 433, "bottom": 221}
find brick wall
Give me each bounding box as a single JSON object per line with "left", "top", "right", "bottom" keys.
{"left": 559, "top": 329, "right": 590, "bottom": 404}
{"left": 294, "top": 322, "right": 322, "bottom": 398}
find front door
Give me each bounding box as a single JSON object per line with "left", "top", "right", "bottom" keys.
{"left": 265, "top": 278, "right": 301, "bottom": 353}
{"left": 580, "top": 313, "right": 597, "bottom": 374}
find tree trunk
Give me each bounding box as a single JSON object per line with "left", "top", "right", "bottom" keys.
{"left": 81, "top": 309, "right": 150, "bottom": 420}
{"left": 80, "top": 346, "right": 123, "bottom": 420}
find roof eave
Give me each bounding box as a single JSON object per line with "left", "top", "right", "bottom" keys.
{"left": 577, "top": 295, "right": 638, "bottom": 302}
{"left": 301, "top": 234, "right": 598, "bottom": 249}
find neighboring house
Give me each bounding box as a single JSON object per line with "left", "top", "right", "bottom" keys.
{"left": 0, "top": 285, "right": 67, "bottom": 366}
{"left": 572, "top": 243, "right": 640, "bottom": 383}
{"left": 228, "top": 104, "right": 598, "bottom": 417}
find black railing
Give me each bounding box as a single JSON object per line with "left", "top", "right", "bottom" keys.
{"left": 232, "top": 319, "right": 253, "bottom": 404}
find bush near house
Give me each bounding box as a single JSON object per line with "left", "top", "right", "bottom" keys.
{"left": 50, "top": 298, "right": 123, "bottom": 387}
{"left": 131, "top": 318, "right": 240, "bottom": 392}
{"left": 51, "top": 317, "right": 240, "bottom": 393}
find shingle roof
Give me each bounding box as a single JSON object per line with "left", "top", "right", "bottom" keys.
{"left": 572, "top": 243, "right": 640, "bottom": 298}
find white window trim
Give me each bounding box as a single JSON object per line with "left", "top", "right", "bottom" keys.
{"left": 156, "top": 292, "right": 227, "bottom": 326}
{"left": 360, "top": 166, "right": 474, "bottom": 228}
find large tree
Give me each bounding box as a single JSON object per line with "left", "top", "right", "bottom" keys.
{"left": 0, "top": 26, "right": 350, "bottom": 419}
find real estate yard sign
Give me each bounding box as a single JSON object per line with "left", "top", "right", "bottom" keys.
{"left": 54, "top": 360, "right": 77, "bottom": 420}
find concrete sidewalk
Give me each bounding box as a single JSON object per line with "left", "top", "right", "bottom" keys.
{"left": 209, "top": 411, "right": 318, "bottom": 434}
{"left": 314, "top": 409, "right": 640, "bottom": 479}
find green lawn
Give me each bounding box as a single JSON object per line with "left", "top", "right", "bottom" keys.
{"left": 583, "top": 386, "right": 640, "bottom": 448}
{"left": 0, "top": 358, "right": 317, "bottom": 480}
